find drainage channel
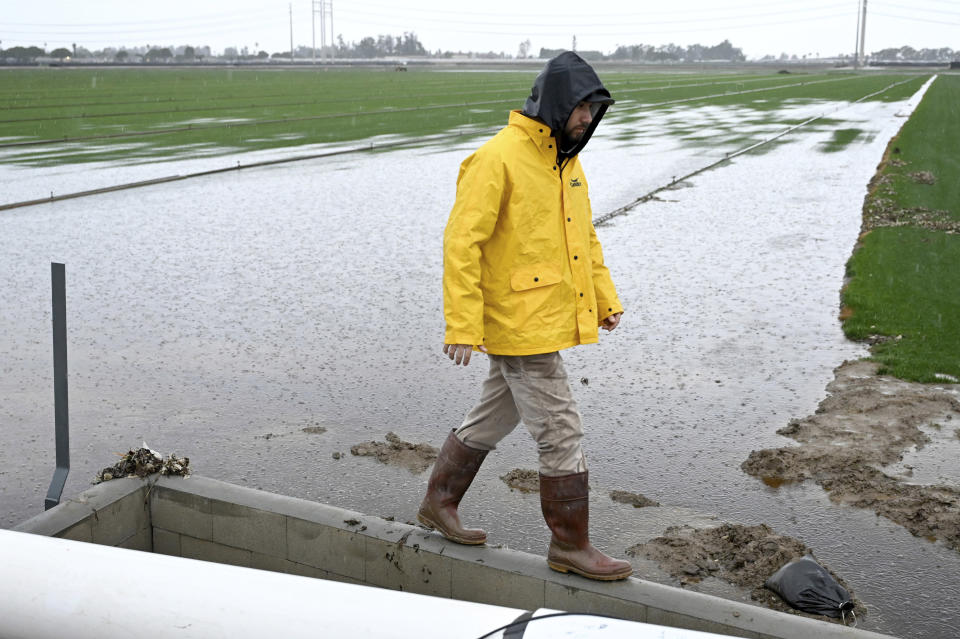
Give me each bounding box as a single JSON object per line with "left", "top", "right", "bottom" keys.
{"left": 0, "top": 75, "right": 919, "bottom": 213}
{"left": 592, "top": 75, "right": 928, "bottom": 227}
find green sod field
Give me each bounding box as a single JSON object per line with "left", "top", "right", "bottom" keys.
{"left": 2, "top": 65, "right": 953, "bottom": 384}
{"left": 842, "top": 73, "right": 960, "bottom": 383}
{"left": 0, "top": 67, "right": 925, "bottom": 166}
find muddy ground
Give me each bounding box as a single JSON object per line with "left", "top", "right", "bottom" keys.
{"left": 501, "top": 468, "right": 540, "bottom": 492}
{"left": 350, "top": 431, "right": 438, "bottom": 474}
{"left": 351, "top": 361, "right": 959, "bottom": 623}
{"left": 628, "top": 523, "right": 865, "bottom": 623}
{"left": 743, "top": 359, "right": 960, "bottom": 550}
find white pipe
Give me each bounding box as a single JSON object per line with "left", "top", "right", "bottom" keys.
{"left": 0, "top": 530, "right": 735, "bottom": 639}
{"left": 0, "top": 529, "right": 521, "bottom": 639}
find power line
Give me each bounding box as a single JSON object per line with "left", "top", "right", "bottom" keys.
{"left": 335, "top": 2, "right": 848, "bottom": 28}
{"left": 2, "top": 16, "right": 287, "bottom": 39}
{"left": 1, "top": 8, "right": 279, "bottom": 29}
{"left": 343, "top": 0, "right": 850, "bottom": 20}
{"left": 870, "top": 10, "right": 960, "bottom": 26}
{"left": 872, "top": 0, "right": 960, "bottom": 16}
{"left": 332, "top": 11, "right": 854, "bottom": 39}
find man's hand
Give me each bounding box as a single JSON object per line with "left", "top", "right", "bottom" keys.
{"left": 601, "top": 312, "right": 622, "bottom": 332}
{"left": 443, "top": 343, "right": 488, "bottom": 366}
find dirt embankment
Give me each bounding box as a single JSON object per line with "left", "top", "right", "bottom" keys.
{"left": 742, "top": 359, "right": 960, "bottom": 549}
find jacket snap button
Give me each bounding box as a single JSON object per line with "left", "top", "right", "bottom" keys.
{"left": 534, "top": 277, "right": 539, "bottom": 282}
{"left": 579, "top": 293, "right": 583, "bottom": 297}
{"left": 539, "top": 128, "right": 543, "bottom": 133}
{"left": 573, "top": 255, "right": 578, "bottom": 260}
{"left": 548, "top": 144, "right": 553, "bottom": 148}
{"left": 567, "top": 217, "right": 571, "bottom": 222}
{"left": 552, "top": 166, "right": 557, "bottom": 171}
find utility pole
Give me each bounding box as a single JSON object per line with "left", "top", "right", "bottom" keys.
{"left": 312, "top": 0, "right": 316, "bottom": 64}
{"left": 289, "top": 3, "right": 294, "bottom": 63}
{"left": 858, "top": 0, "right": 868, "bottom": 68}
{"left": 854, "top": 0, "right": 862, "bottom": 67}
{"left": 313, "top": 1, "right": 334, "bottom": 62}
{"left": 319, "top": 0, "right": 325, "bottom": 62}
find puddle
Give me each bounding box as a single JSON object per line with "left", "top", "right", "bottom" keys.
{"left": 884, "top": 415, "right": 960, "bottom": 486}
{"left": 819, "top": 128, "right": 864, "bottom": 152}
{"left": 1, "top": 86, "right": 957, "bottom": 638}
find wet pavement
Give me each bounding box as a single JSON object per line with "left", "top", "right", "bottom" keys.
{"left": 2, "top": 85, "right": 958, "bottom": 638}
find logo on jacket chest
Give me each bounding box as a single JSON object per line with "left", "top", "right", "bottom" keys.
{"left": 569, "top": 177, "right": 582, "bottom": 188}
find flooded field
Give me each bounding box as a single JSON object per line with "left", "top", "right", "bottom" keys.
{"left": 2, "top": 78, "right": 958, "bottom": 637}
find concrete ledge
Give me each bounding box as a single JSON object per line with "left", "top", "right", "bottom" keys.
{"left": 148, "top": 477, "right": 893, "bottom": 639}
{"left": 15, "top": 477, "right": 149, "bottom": 550}
{"left": 15, "top": 475, "right": 897, "bottom": 639}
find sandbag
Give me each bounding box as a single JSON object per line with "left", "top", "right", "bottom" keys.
{"left": 765, "top": 555, "right": 854, "bottom": 619}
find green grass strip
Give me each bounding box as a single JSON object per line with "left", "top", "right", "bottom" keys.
{"left": 842, "top": 74, "right": 960, "bottom": 383}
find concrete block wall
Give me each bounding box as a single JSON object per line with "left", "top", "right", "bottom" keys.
{"left": 15, "top": 475, "right": 896, "bottom": 639}
{"left": 14, "top": 477, "right": 151, "bottom": 551}
{"left": 145, "top": 477, "right": 891, "bottom": 639}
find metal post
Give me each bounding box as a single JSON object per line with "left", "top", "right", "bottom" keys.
{"left": 311, "top": 0, "right": 316, "bottom": 64}
{"left": 289, "top": 3, "right": 294, "bottom": 63}
{"left": 44, "top": 263, "right": 69, "bottom": 510}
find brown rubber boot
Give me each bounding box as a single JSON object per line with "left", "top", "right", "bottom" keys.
{"left": 417, "top": 430, "right": 489, "bottom": 545}
{"left": 540, "top": 471, "right": 633, "bottom": 581}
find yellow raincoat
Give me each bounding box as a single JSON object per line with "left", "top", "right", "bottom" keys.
{"left": 443, "top": 110, "right": 623, "bottom": 356}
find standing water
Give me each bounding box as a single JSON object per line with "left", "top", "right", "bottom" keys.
{"left": 1, "top": 84, "right": 956, "bottom": 638}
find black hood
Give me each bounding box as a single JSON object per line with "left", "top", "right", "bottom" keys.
{"left": 522, "top": 51, "right": 614, "bottom": 161}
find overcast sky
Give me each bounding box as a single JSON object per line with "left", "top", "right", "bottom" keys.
{"left": 3, "top": 0, "right": 957, "bottom": 59}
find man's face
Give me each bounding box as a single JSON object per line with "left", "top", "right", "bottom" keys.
{"left": 564, "top": 101, "right": 594, "bottom": 142}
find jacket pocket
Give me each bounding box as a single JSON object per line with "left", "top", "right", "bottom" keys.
{"left": 510, "top": 262, "right": 562, "bottom": 292}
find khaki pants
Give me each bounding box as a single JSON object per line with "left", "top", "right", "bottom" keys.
{"left": 455, "top": 352, "right": 586, "bottom": 476}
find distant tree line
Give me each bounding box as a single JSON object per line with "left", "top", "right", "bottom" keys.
{"left": 539, "top": 40, "right": 746, "bottom": 62}
{"left": 0, "top": 43, "right": 212, "bottom": 63}
{"left": 337, "top": 32, "right": 426, "bottom": 58}
{"left": 870, "top": 46, "right": 957, "bottom": 62}
{"left": 1, "top": 37, "right": 956, "bottom": 64}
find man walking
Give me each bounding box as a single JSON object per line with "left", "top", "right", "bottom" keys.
{"left": 418, "top": 52, "right": 631, "bottom": 581}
